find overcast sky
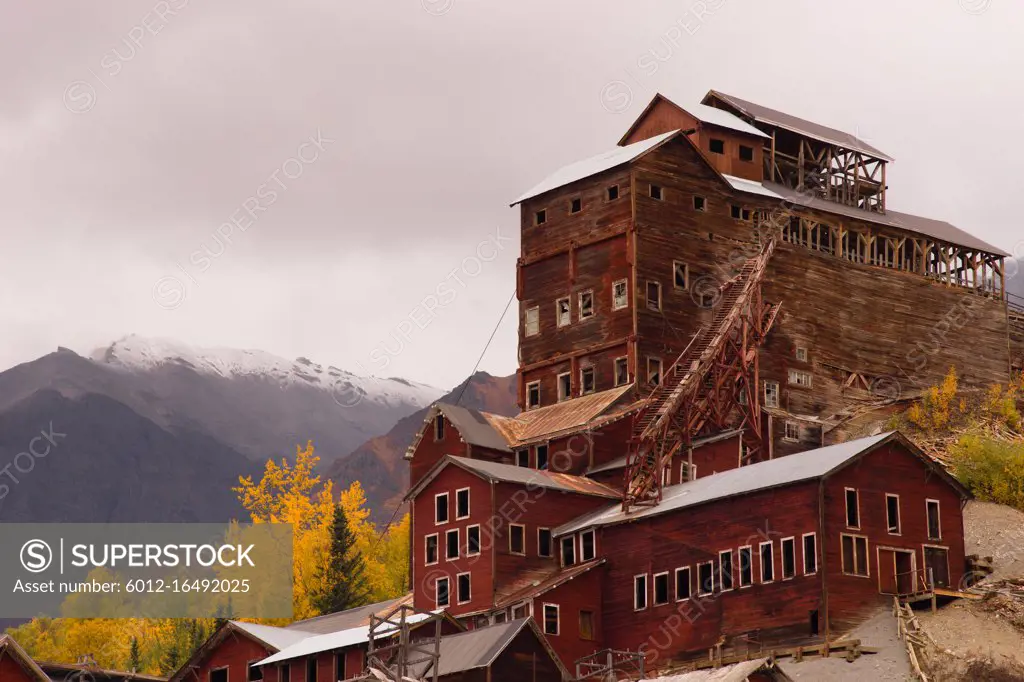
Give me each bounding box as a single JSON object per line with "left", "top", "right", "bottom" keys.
{"left": 1, "top": 0, "right": 1021, "bottom": 389}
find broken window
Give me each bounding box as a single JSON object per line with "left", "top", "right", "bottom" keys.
{"left": 570, "top": 197, "right": 582, "bottom": 214}
{"left": 557, "top": 372, "right": 571, "bottom": 402}
{"left": 648, "top": 357, "right": 663, "bottom": 386}
{"left": 646, "top": 281, "right": 662, "bottom": 311}
{"left": 535, "top": 209, "right": 546, "bottom": 226}
{"left": 524, "top": 306, "right": 539, "bottom": 337}
{"left": 579, "top": 610, "right": 594, "bottom": 640}
{"left": 739, "top": 145, "right": 754, "bottom": 161}
{"left": 526, "top": 381, "right": 540, "bottom": 409}
{"left": 556, "top": 298, "right": 570, "bottom": 327}
{"left": 649, "top": 184, "right": 663, "bottom": 200}
{"left": 709, "top": 138, "right": 725, "bottom": 154}
{"left": 788, "top": 370, "right": 812, "bottom": 387}
{"left": 738, "top": 546, "right": 753, "bottom": 587}
{"left": 697, "top": 562, "right": 713, "bottom": 596}
{"left": 467, "top": 525, "right": 481, "bottom": 555}
{"left": 580, "top": 367, "right": 595, "bottom": 395}
{"left": 607, "top": 185, "right": 619, "bottom": 201}
{"left": 612, "top": 279, "right": 628, "bottom": 310}
{"left": 435, "top": 493, "right": 449, "bottom": 524}
{"left": 538, "top": 528, "right": 552, "bottom": 557}
{"left": 425, "top": 534, "right": 438, "bottom": 564}
{"left": 673, "top": 261, "right": 689, "bottom": 290}
{"left": 693, "top": 195, "right": 706, "bottom": 211}
{"left": 763, "top": 381, "right": 779, "bottom": 408}
{"left": 579, "top": 291, "right": 594, "bottom": 319}
{"left": 614, "top": 357, "right": 628, "bottom": 386}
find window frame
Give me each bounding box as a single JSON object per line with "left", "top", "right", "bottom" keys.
{"left": 763, "top": 381, "right": 779, "bottom": 408}
{"left": 434, "top": 492, "right": 449, "bottom": 526}
{"left": 526, "top": 381, "right": 541, "bottom": 410}
{"left": 425, "top": 533, "right": 439, "bottom": 566}
{"left": 306, "top": 657, "right": 317, "bottom": 682}
{"left": 653, "top": 571, "right": 670, "bottom": 606}
{"left": 516, "top": 449, "right": 530, "bottom": 467}
{"left": 524, "top": 306, "right": 540, "bottom": 337}
{"left": 783, "top": 421, "right": 800, "bottom": 442}
{"left": 542, "top": 603, "right": 560, "bottom": 636}
{"left": 886, "top": 493, "right": 902, "bottom": 535}
{"left": 730, "top": 204, "right": 742, "bottom": 220}
{"left": 435, "top": 576, "right": 450, "bottom": 607}
{"left": 612, "top": 279, "right": 629, "bottom": 310}
{"left": 456, "top": 571, "right": 472, "bottom": 605}
{"left": 466, "top": 525, "right": 481, "bottom": 556}
{"left": 926, "top": 499, "right": 942, "bottom": 540}
{"left": 580, "top": 529, "right": 596, "bottom": 562}
{"left": 795, "top": 346, "right": 808, "bottom": 362}
{"left": 845, "top": 488, "right": 861, "bottom": 529}
{"left": 802, "top": 533, "right": 818, "bottom": 575}
{"left": 759, "top": 541, "right": 775, "bottom": 584}
{"left": 649, "top": 184, "right": 663, "bottom": 200}
{"left": 606, "top": 185, "right": 619, "bottom": 201}
{"left": 673, "top": 261, "right": 689, "bottom": 291}
{"left": 840, "top": 532, "right": 870, "bottom": 578}
{"left": 645, "top": 280, "right": 662, "bottom": 311}
{"left": 556, "top": 297, "right": 571, "bottom": 328}
{"left": 580, "top": 367, "right": 596, "bottom": 395}
{"left": 692, "top": 195, "right": 706, "bottom": 212}
{"left": 560, "top": 535, "right": 576, "bottom": 567}
{"left": 579, "top": 609, "right": 595, "bottom": 640}
{"left": 446, "top": 528, "right": 460, "bottom": 561}
{"left": 634, "top": 574, "right": 649, "bottom": 610}
{"left": 788, "top": 369, "right": 813, "bottom": 387}
{"left": 719, "top": 550, "right": 734, "bottom": 592}
{"left": 697, "top": 561, "right": 714, "bottom": 596}
{"left": 247, "top": 661, "right": 264, "bottom": 682}
{"left": 739, "top": 144, "right": 754, "bottom": 162}
{"left": 738, "top": 545, "right": 753, "bottom": 587}
{"left": 578, "top": 290, "right": 595, "bottom": 320}
{"left": 781, "top": 537, "right": 796, "bottom": 580}
{"left": 557, "top": 372, "right": 571, "bottom": 402}
{"left": 535, "top": 443, "right": 549, "bottom": 470}
{"left": 433, "top": 413, "right": 445, "bottom": 442}
{"left": 709, "top": 138, "right": 725, "bottom": 154}
{"left": 647, "top": 357, "right": 663, "bottom": 386}
{"left": 210, "top": 666, "right": 229, "bottom": 682}
{"left": 614, "top": 356, "right": 629, "bottom": 387}
{"left": 538, "top": 528, "right": 552, "bottom": 558}
{"left": 534, "top": 209, "right": 547, "bottom": 226}
{"left": 455, "top": 487, "right": 471, "bottom": 520}
{"left": 569, "top": 197, "right": 582, "bottom": 214}
{"left": 508, "top": 523, "right": 526, "bottom": 556}
{"left": 675, "top": 566, "right": 692, "bottom": 601}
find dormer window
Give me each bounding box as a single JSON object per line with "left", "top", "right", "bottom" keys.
{"left": 709, "top": 139, "right": 725, "bottom": 154}
{"left": 570, "top": 198, "right": 582, "bottom": 214}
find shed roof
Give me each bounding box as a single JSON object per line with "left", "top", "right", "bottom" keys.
{"left": 285, "top": 595, "right": 411, "bottom": 634}
{"left": 511, "top": 130, "right": 680, "bottom": 205}
{"left": 557, "top": 432, "right": 964, "bottom": 535}
{"left": 407, "top": 619, "right": 568, "bottom": 679}
{"left": 704, "top": 89, "right": 893, "bottom": 161}
{"left": 495, "top": 559, "right": 606, "bottom": 608}
{"left": 641, "top": 658, "right": 792, "bottom": 681}
{"left": 229, "top": 621, "right": 314, "bottom": 651}
{"left": 586, "top": 428, "right": 743, "bottom": 475}
{"left": 504, "top": 384, "right": 638, "bottom": 444}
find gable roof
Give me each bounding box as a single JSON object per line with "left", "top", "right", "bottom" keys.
{"left": 556, "top": 431, "right": 969, "bottom": 536}
{"left": 0, "top": 636, "right": 51, "bottom": 682}
{"left": 642, "top": 658, "right": 793, "bottom": 681}
{"left": 511, "top": 130, "right": 680, "bottom": 206}
{"left": 285, "top": 595, "right": 411, "bottom": 634}
{"left": 229, "top": 621, "right": 314, "bottom": 651}
{"left": 407, "top": 455, "right": 621, "bottom": 501}
{"left": 618, "top": 94, "right": 770, "bottom": 146}
{"left": 404, "top": 403, "right": 513, "bottom": 460}
{"left": 495, "top": 558, "right": 606, "bottom": 609}
{"left": 170, "top": 621, "right": 313, "bottom": 682}
{"left": 704, "top": 89, "right": 893, "bottom": 162}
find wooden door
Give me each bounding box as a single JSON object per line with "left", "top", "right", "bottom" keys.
{"left": 924, "top": 547, "right": 950, "bottom": 588}
{"left": 878, "top": 548, "right": 898, "bottom": 594}
{"left": 895, "top": 551, "right": 914, "bottom": 595}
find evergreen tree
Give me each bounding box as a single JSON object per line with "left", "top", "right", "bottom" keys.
{"left": 128, "top": 637, "right": 140, "bottom": 672}
{"left": 314, "top": 503, "right": 370, "bottom": 613}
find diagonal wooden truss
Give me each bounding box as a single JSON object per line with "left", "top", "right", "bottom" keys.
{"left": 622, "top": 237, "right": 780, "bottom": 513}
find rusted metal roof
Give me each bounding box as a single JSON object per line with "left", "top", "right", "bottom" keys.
{"left": 494, "top": 559, "right": 606, "bottom": 609}
{"left": 508, "top": 384, "right": 637, "bottom": 444}
{"left": 705, "top": 89, "right": 893, "bottom": 162}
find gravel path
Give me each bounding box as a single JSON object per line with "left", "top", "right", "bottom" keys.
{"left": 785, "top": 608, "right": 914, "bottom": 681}
{"left": 917, "top": 599, "right": 1024, "bottom": 668}
{"left": 963, "top": 500, "right": 1024, "bottom": 580}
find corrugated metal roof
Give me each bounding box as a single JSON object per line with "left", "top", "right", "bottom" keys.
{"left": 438, "top": 403, "right": 513, "bottom": 453}
{"left": 690, "top": 102, "right": 770, "bottom": 139}
{"left": 706, "top": 90, "right": 893, "bottom": 162}
{"left": 450, "top": 456, "right": 621, "bottom": 498}
{"left": 410, "top": 619, "right": 533, "bottom": 677}
{"left": 511, "top": 130, "right": 679, "bottom": 205}
{"left": 511, "top": 384, "right": 636, "bottom": 443}
{"left": 495, "top": 559, "right": 605, "bottom": 608}
{"left": 762, "top": 181, "right": 1010, "bottom": 256}
{"left": 642, "top": 658, "right": 790, "bottom": 681}
{"left": 285, "top": 595, "right": 411, "bottom": 634}
{"left": 230, "top": 621, "right": 314, "bottom": 651}
{"left": 556, "top": 432, "right": 894, "bottom": 535}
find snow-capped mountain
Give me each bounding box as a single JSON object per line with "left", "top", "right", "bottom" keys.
{"left": 92, "top": 334, "right": 441, "bottom": 411}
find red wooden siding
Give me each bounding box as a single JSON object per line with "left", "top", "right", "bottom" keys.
{"left": 0, "top": 654, "right": 37, "bottom": 682}
{"left": 531, "top": 564, "right": 605, "bottom": 668}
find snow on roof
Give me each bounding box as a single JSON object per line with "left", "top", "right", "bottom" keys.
{"left": 511, "top": 130, "right": 679, "bottom": 206}
{"left": 230, "top": 621, "right": 315, "bottom": 652}
{"left": 689, "top": 102, "right": 770, "bottom": 139}
{"left": 722, "top": 174, "right": 784, "bottom": 199}
{"left": 556, "top": 432, "right": 896, "bottom": 536}
{"left": 641, "top": 658, "right": 791, "bottom": 681}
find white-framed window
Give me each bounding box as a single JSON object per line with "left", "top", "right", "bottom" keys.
{"left": 425, "top": 533, "right": 439, "bottom": 565}
{"left": 457, "top": 572, "right": 472, "bottom": 604}
{"left": 926, "top": 499, "right": 942, "bottom": 540}
{"left": 886, "top": 494, "right": 901, "bottom": 534}
{"left": 612, "top": 279, "right": 628, "bottom": 310}
{"left": 436, "top": 576, "right": 450, "bottom": 607}
{"left": 579, "top": 290, "right": 594, "bottom": 319}
{"left": 673, "top": 261, "right": 689, "bottom": 290}
{"left": 759, "top": 541, "right": 774, "bottom": 583}
{"left": 536, "top": 444, "right": 549, "bottom": 470}
{"left": 719, "top": 550, "right": 734, "bottom": 591}
{"left": 516, "top": 449, "right": 530, "bottom": 467}
{"left": 435, "top": 493, "right": 449, "bottom": 525}
{"left": 634, "top": 574, "right": 648, "bottom": 610}
{"left": 434, "top": 413, "right": 445, "bottom": 441}
{"left": 538, "top": 528, "right": 552, "bottom": 557}
{"left": 542, "top": 603, "right": 559, "bottom": 635}
{"left": 580, "top": 367, "right": 596, "bottom": 395}
{"left": 764, "top": 381, "right": 779, "bottom": 408}
{"left": 561, "top": 536, "right": 576, "bottom": 567}
{"left": 845, "top": 488, "right": 860, "bottom": 529}
{"left": 557, "top": 372, "right": 571, "bottom": 402}
{"left": 781, "top": 537, "right": 796, "bottom": 580}
{"left": 455, "top": 488, "right": 471, "bottom": 520}
{"left": 446, "top": 528, "right": 459, "bottom": 560}
{"left": 738, "top": 545, "right": 753, "bottom": 587}
{"left": 675, "top": 566, "right": 691, "bottom": 601}
{"left": 647, "top": 357, "right": 663, "bottom": 386}
{"left": 556, "top": 298, "right": 571, "bottom": 328}
{"left": 646, "top": 281, "right": 662, "bottom": 311}
{"left": 795, "top": 347, "right": 808, "bottom": 362}
{"left": 525, "top": 306, "right": 540, "bottom": 337}
{"left": 526, "top": 381, "right": 540, "bottom": 409}
{"left": 840, "top": 533, "right": 869, "bottom": 577}
{"left": 509, "top": 524, "right": 526, "bottom": 555}
{"left": 653, "top": 571, "right": 670, "bottom": 606}
{"left": 697, "top": 562, "right": 714, "bottom": 596}
{"left": 802, "top": 533, "right": 817, "bottom": 575}
{"left": 580, "top": 529, "right": 596, "bottom": 562}
{"left": 784, "top": 421, "right": 800, "bottom": 442}
{"left": 788, "top": 369, "right": 812, "bottom": 387}
{"left": 614, "top": 357, "right": 629, "bottom": 386}
{"left": 466, "top": 525, "right": 481, "bottom": 556}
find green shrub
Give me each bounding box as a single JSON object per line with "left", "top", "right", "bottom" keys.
{"left": 950, "top": 433, "right": 1024, "bottom": 509}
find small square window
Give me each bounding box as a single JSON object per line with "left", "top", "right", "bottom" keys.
{"left": 673, "top": 262, "right": 688, "bottom": 290}
{"left": 647, "top": 357, "right": 663, "bottom": 386}
{"left": 614, "top": 357, "right": 628, "bottom": 386}
{"left": 612, "top": 279, "right": 628, "bottom": 310}
{"left": 536, "top": 444, "right": 548, "bottom": 470}
{"left": 607, "top": 185, "right": 619, "bottom": 201}
{"left": 730, "top": 204, "right": 742, "bottom": 220}
{"left": 709, "top": 138, "right": 725, "bottom": 154}
{"left": 556, "top": 298, "right": 571, "bottom": 328}
{"left": 784, "top": 421, "right": 799, "bottom": 442}
{"left": 580, "top": 367, "right": 595, "bottom": 395}
{"left": 739, "top": 145, "right": 753, "bottom": 161}
{"left": 509, "top": 524, "right": 526, "bottom": 555}
{"left": 557, "top": 372, "right": 571, "bottom": 402}
{"left": 570, "top": 198, "right": 582, "bottom": 214}
{"left": 649, "top": 184, "right": 663, "bottom": 200}
{"left": 543, "top": 604, "right": 559, "bottom": 636}
{"left": 646, "top": 281, "right": 662, "bottom": 311}
{"left": 579, "top": 291, "right": 594, "bottom": 319}
{"left": 526, "top": 381, "right": 541, "bottom": 409}
{"left": 457, "top": 572, "right": 471, "bottom": 604}
{"left": 795, "top": 347, "right": 808, "bottom": 362}
{"left": 535, "top": 210, "right": 546, "bottom": 226}
{"left": 524, "top": 306, "right": 539, "bottom": 337}
{"left": 693, "top": 196, "right": 706, "bottom": 211}
{"left": 538, "top": 528, "right": 552, "bottom": 557}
